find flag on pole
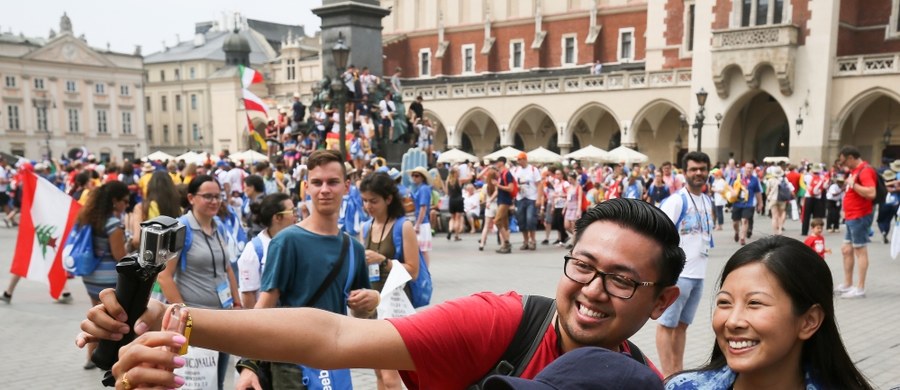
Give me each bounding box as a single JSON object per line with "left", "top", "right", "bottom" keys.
{"left": 239, "top": 65, "right": 264, "bottom": 88}
{"left": 11, "top": 172, "right": 80, "bottom": 299}
{"left": 242, "top": 89, "right": 269, "bottom": 117}
{"left": 246, "top": 114, "right": 268, "bottom": 152}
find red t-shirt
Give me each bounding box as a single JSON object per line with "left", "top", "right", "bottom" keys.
{"left": 843, "top": 162, "right": 877, "bottom": 220}
{"left": 786, "top": 171, "right": 802, "bottom": 196}
{"left": 804, "top": 234, "right": 826, "bottom": 258}
{"left": 386, "top": 291, "right": 658, "bottom": 390}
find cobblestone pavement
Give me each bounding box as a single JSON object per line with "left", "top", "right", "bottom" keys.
{"left": 1, "top": 215, "right": 898, "bottom": 389}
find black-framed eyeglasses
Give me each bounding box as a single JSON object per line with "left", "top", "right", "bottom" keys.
{"left": 195, "top": 193, "right": 223, "bottom": 202}
{"left": 563, "top": 256, "right": 657, "bottom": 300}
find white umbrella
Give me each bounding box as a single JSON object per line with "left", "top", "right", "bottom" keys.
{"left": 146, "top": 150, "right": 176, "bottom": 161}
{"left": 762, "top": 156, "right": 790, "bottom": 164}
{"left": 526, "top": 147, "right": 563, "bottom": 164}
{"left": 176, "top": 151, "right": 202, "bottom": 164}
{"left": 483, "top": 146, "right": 523, "bottom": 162}
{"left": 563, "top": 145, "right": 609, "bottom": 163}
{"left": 436, "top": 148, "right": 479, "bottom": 164}
{"left": 605, "top": 145, "right": 649, "bottom": 164}
{"left": 231, "top": 150, "right": 269, "bottom": 163}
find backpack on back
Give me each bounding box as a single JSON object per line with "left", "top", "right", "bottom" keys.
{"left": 62, "top": 223, "right": 101, "bottom": 276}
{"left": 776, "top": 178, "right": 793, "bottom": 202}
{"left": 501, "top": 169, "right": 519, "bottom": 199}
{"left": 361, "top": 215, "right": 433, "bottom": 308}
{"left": 871, "top": 167, "right": 888, "bottom": 204}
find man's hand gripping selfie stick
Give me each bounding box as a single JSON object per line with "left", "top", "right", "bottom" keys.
{"left": 93, "top": 216, "right": 186, "bottom": 386}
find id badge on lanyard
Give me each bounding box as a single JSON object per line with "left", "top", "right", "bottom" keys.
{"left": 217, "top": 281, "right": 233, "bottom": 309}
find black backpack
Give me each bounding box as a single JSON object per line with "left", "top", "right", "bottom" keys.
{"left": 776, "top": 178, "right": 793, "bottom": 202}
{"left": 871, "top": 167, "right": 888, "bottom": 205}
{"left": 468, "top": 295, "right": 648, "bottom": 389}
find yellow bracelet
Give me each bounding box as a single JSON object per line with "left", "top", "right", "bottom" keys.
{"left": 171, "top": 303, "right": 193, "bottom": 356}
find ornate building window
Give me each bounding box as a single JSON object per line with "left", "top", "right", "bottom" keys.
{"left": 738, "top": 0, "right": 784, "bottom": 27}
{"left": 68, "top": 108, "right": 80, "bottom": 133}
{"left": 120, "top": 84, "right": 130, "bottom": 96}
{"left": 286, "top": 59, "right": 297, "bottom": 80}
{"left": 510, "top": 39, "right": 524, "bottom": 70}
{"left": 4, "top": 75, "right": 15, "bottom": 88}
{"left": 145, "top": 96, "right": 151, "bottom": 112}
{"left": 618, "top": 28, "right": 635, "bottom": 62}
{"left": 122, "top": 112, "right": 132, "bottom": 134}
{"left": 683, "top": 2, "right": 696, "bottom": 55}
{"left": 462, "top": 44, "right": 476, "bottom": 74}
{"left": 161, "top": 95, "right": 167, "bottom": 112}
{"left": 192, "top": 123, "right": 200, "bottom": 140}
{"left": 36, "top": 107, "right": 48, "bottom": 132}
{"left": 65, "top": 80, "right": 77, "bottom": 92}
{"left": 177, "top": 124, "right": 183, "bottom": 143}
{"left": 95, "top": 83, "right": 106, "bottom": 94}
{"left": 888, "top": 0, "right": 900, "bottom": 39}
{"left": 175, "top": 94, "right": 182, "bottom": 111}
{"left": 562, "top": 34, "right": 577, "bottom": 66}
{"left": 34, "top": 78, "right": 45, "bottom": 90}
{"left": 147, "top": 124, "right": 153, "bottom": 141}
{"left": 7, "top": 105, "right": 20, "bottom": 130}
{"left": 97, "top": 110, "right": 108, "bottom": 134}
{"left": 191, "top": 94, "right": 198, "bottom": 110}
{"left": 163, "top": 125, "right": 169, "bottom": 143}
{"left": 418, "top": 48, "right": 431, "bottom": 76}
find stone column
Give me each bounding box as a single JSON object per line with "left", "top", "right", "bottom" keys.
{"left": 557, "top": 122, "right": 571, "bottom": 154}
{"left": 446, "top": 125, "right": 460, "bottom": 149}
{"left": 313, "top": 0, "right": 391, "bottom": 79}
{"left": 620, "top": 119, "right": 635, "bottom": 148}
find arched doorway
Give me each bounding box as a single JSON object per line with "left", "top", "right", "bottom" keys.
{"left": 838, "top": 92, "right": 900, "bottom": 164}
{"left": 456, "top": 108, "right": 501, "bottom": 158}
{"left": 632, "top": 100, "right": 687, "bottom": 165}
{"left": 424, "top": 110, "right": 447, "bottom": 151}
{"left": 509, "top": 105, "right": 556, "bottom": 151}
{"left": 719, "top": 91, "right": 789, "bottom": 164}
{"left": 568, "top": 102, "right": 621, "bottom": 152}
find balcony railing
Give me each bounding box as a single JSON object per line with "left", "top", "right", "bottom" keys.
{"left": 711, "top": 24, "right": 798, "bottom": 50}
{"left": 401, "top": 69, "right": 692, "bottom": 101}
{"left": 835, "top": 54, "right": 900, "bottom": 76}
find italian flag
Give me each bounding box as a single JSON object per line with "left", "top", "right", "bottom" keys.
{"left": 242, "top": 89, "right": 269, "bottom": 117}
{"left": 11, "top": 172, "right": 80, "bottom": 299}
{"left": 239, "top": 65, "right": 264, "bottom": 88}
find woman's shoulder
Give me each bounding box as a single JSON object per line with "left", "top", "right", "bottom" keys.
{"left": 665, "top": 367, "right": 735, "bottom": 390}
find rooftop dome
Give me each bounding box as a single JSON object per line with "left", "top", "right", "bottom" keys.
{"left": 223, "top": 29, "right": 250, "bottom": 53}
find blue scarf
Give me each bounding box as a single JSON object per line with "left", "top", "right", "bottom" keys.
{"left": 665, "top": 365, "right": 822, "bottom": 390}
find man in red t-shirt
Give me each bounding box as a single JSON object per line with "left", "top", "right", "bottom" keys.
{"left": 837, "top": 146, "right": 877, "bottom": 299}
{"left": 79, "top": 199, "right": 684, "bottom": 390}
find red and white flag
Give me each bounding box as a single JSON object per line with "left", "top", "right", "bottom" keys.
{"left": 239, "top": 64, "right": 264, "bottom": 88}
{"left": 242, "top": 89, "right": 269, "bottom": 117}
{"left": 11, "top": 172, "right": 80, "bottom": 298}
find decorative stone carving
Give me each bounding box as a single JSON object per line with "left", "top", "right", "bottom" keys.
{"left": 586, "top": 0, "right": 602, "bottom": 44}
{"left": 711, "top": 25, "right": 799, "bottom": 98}
{"left": 532, "top": 0, "right": 546, "bottom": 50}
{"left": 435, "top": 11, "right": 449, "bottom": 58}
{"left": 481, "top": 13, "right": 495, "bottom": 55}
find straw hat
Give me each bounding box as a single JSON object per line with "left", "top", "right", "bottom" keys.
{"left": 408, "top": 166, "right": 433, "bottom": 186}
{"left": 772, "top": 166, "right": 785, "bottom": 178}
{"left": 344, "top": 162, "right": 357, "bottom": 176}
{"left": 809, "top": 164, "right": 824, "bottom": 174}
{"left": 890, "top": 160, "right": 900, "bottom": 172}
{"left": 141, "top": 162, "right": 155, "bottom": 173}
{"left": 883, "top": 170, "right": 896, "bottom": 181}
{"left": 293, "top": 92, "right": 301, "bottom": 98}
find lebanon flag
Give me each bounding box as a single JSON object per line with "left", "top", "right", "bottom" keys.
{"left": 239, "top": 65, "right": 264, "bottom": 88}
{"left": 11, "top": 172, "right": 80, "bottom": 299}
{"left": 242, "top": 89, "right": 269, "bottom": 117}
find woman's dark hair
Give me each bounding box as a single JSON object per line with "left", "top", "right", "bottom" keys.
{"left": 78, "top": 181, "right": 130, "bottom": 231}
{"left": 121, "top": 162, "right": 135, "bottom": 176}
{"left": 573, "top": 198, "right": 684, "bottom": 288}
{"left": 359, "top": 172, "right": 404, "bottom": 220}
{"left": 244, "top": 175, "right": 265, "bottom": 193}
{"left": 693, "top": 236, "right": 872, "bottom": 389}
{"left": 144, "top": 171, "right": 182, "bottom": 219}
{"left": 250, "top": 192, "right": 291, "bottom": 227}
{"left": 74, "top": 171, "right": 90, "bottom": 188}
{"left": 187, "top": 174, "right": 219, "bottom": 195}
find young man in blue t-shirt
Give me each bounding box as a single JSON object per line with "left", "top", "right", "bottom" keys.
{"left": 236, "top": 150, "right": 378, "bottom": 389}
{"left": 409, "top": 166, "right": 433, "bottom": 266}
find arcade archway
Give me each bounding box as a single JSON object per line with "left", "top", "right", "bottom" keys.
{"left": 837, "top": 91, "right": 900, "bottom": 164}
{"left": 632, "top": 100, "right": 687, "bottom": 165}
{"left": 456, "top": 108, "right": 501, "bottom": 157}
{"left": 568, "top": 102, "right": 621, "bottom": 152}
{"left": 719, "top": 91, "right": 789, "bottom": 163}
{"left": 509, "top": 105, "right": 556, "bottom": 151}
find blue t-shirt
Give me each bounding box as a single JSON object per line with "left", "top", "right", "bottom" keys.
{"left": 731, "top": 174, "right": 761, "bottom": 209}
{"left": 497, "top": 170, "right": 515, "bottom": 205}
{"left": 414, "top": 184, "right": 431, "bottom": 224}
{"left": 260, "top": 225, "right": 370, "bottom": 313}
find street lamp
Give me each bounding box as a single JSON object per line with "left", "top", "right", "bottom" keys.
{"left": 690, "top": 88, "right": 722, "bottom": 152}
{"left": 331, "top": 32, "right": 350, "bottom": 159}
{"left": 883, "top": 126, "right": 893, "bottom": 145}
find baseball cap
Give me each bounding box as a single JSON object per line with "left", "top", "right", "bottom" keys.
{"left": 482, "top": 347, "right": 663, "bottom": 390}
{"left": 517, "top": 152, "right": 528, "bottom": 161}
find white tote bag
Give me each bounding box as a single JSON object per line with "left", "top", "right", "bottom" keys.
{"left": 173, "top": 346, "right": 219, "bottom": 390}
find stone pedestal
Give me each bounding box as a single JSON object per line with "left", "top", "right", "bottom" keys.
{"left": 313, "top": 0, "right": 391, "bottom": 79}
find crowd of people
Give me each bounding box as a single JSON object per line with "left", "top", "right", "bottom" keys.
{"left": 0, "top": 132, "right": 893, "bottom": 389}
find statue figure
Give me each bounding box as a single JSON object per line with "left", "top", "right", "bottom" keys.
{"left": 60, "top": 12, "right": 72, "bottom": 34}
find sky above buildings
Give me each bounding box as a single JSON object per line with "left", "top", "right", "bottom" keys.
{"left": 1, "top": 0, "right": 323, "bottom": 54}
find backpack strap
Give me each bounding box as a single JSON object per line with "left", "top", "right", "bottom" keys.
{"left": 177, "top": 215, "right": 193, "bottom": 271}
{"left": 470, "top": 295, "right": 556, "bottom": 389}
{"left": 676, "top": 192, "right": 689, "bottom": 227}
{"left": 392, "top": 216, "right": 406, "bottom": 262}
{"left": 625, "top": 340, "right": 647, "bottom": 366}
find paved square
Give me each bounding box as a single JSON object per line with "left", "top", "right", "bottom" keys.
{"left": 1, "top": 216, "right": 897, "bottom": 388}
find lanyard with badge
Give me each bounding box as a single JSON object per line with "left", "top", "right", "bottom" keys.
{"left": 687, "top": 192, "right": 714, "bottom": 256}
{"left": 201, "top": 231, "right": 233, "bottom": 309}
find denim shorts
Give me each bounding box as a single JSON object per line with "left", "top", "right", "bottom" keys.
{"left": 844, "top": 212, "right": 874, "bottom": 248}
{"left": 658, "top": 277, "right": 704, "bottom": 328}
{"left": 516, "top": 198, "right": 537, "bottom": 231}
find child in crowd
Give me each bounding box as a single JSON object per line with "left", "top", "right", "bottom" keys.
{"left": 804, "top": 218, "right": 831, "bottom": 259}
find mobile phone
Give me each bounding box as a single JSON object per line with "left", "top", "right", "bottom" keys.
{"left": 161, "top": 304, "right": 190, "bottom": 355}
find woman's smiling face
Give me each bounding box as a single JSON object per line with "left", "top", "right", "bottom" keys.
{"left": 713, "top": 262, "right": 814, "bottom": 376}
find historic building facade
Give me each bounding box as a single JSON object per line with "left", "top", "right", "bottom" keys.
{"left": 381, "top": 0, "right": 900, "bottom": 165}
{"left": 143, "top": 15, "right": 319, "bottom": 155}
{"left": 0, "top": 14, "right": 146, "bottom": 162}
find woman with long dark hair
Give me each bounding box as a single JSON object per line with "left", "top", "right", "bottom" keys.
{"left": 359, "top": 172, "right": 420, "bottom": 390}
{"left": 666, "top": 236, "right": 873, "bottom": 390}
{"left": 446, "top": 168, "right": 465, "bottom": 241}
{"left": 237, "top": 192, "right": 296, "bottom": 309}
{"left": 78, "top": 180, "right": 130, "bottom": 369}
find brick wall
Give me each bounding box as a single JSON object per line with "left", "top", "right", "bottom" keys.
{"left": 663, "top": 0, "right": 693, "bottom": 69}
{"left": 382, "top": 8, "right": 648, "bottom": 77}
{"left": 837, "top": 0, "right": 900, "bottom": 55}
